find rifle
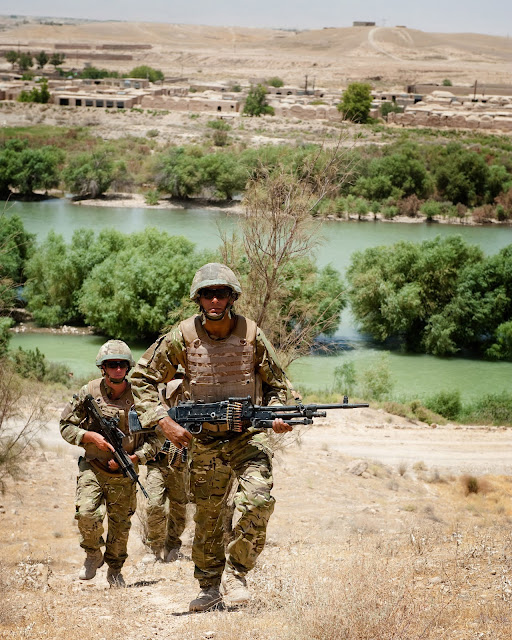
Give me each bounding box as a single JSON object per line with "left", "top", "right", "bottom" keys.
{"left": 82, "top": 394, "right": 149, "bottom": 499}
{"left": 129, "top": 395, "right": 368, "bottom": 436}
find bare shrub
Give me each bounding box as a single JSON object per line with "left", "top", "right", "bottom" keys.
{"left": 471, "top": 204, "right": 496, "bottom": 223}
{"left": 0, "top": 363, "right": 48, "bottom": 492}
{"left": 396, "top": 194, "right": 421, "bottom": 217}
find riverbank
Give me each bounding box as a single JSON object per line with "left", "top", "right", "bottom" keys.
{"left": 64, "top": 192, "right": 512, "bottom": 227}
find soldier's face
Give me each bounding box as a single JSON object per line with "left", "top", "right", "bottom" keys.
{"left": 103, "top": 360, "right": 129, "bottom": 385}
{"left": 199, "top": 287, "right": 232, "bottom": 320}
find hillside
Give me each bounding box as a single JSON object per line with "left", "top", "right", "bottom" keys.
{"left": 1, "top": 17, "right": 512, "bottom": 88}
{"left": 2, "top": 405, "right": 512, "bottom": 639}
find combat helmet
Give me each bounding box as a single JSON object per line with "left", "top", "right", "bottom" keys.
{"left": 95, "top": 340, "right": 135, "bottom": 368}
{"left": 189, "top": 263, "right": 242, "bottom": 301}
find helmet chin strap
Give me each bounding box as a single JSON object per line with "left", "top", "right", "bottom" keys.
{"left": 201, "top": 303, "right": 234, "bottom": 322}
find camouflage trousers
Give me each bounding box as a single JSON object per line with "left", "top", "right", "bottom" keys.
{"left": 75, "top": 458, "right": 137, "bottom": 572}
{"left": 189, "top": 429, "right": 275, "bottom": 588}
{"left": 144, "top": 456, "right": 188, "bottom": 552}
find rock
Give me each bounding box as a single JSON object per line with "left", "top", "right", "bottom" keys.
{"left": 347, "top": 460, "right": 368, "bottom": 476}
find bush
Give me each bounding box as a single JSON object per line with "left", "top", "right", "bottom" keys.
{"left": 267, "top": 76, "right": 284, "bottom": 88}
{"left": 338, "top": 83, "right": 372, "bottom": 124}
{"left": 461, "top": 392, "right": 512, "bottom": 426}
{"left": 8, "top": 347, "right": 71, "bottom": 385}
{"left": 420, "top": 200, "right": 443, "bottom": 220}
{"left": 144, "top": 190, "right": 160, "bottom": 205}
{"left": 396, "top": 194, "right": 421, "bottom": 217}
{"left": 333, "top": 361, "right": 356, "bottom": 396}
{"left": 471, "top": 204, "right": 496, "bottom": 223}
{"left": 129, "top": 65, "right": 164, "bottom": 83}
{"left": 243, "top": 84, "right": 274, "bottom": 117}
{"left": 425, "top": 390, "right": 462, "bottom": 421}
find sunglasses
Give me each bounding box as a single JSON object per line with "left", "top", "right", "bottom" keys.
{"left": 199, "top": 287, "right": 233, "bottom": 300}
{"left": 105, "top": 360, "right": 129, "bottom": 369}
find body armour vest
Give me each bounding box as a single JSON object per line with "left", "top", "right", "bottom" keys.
{"left": 83, "top": 378, "right": 136, "bottom": 471}
{"left": 180, "top": 314, "right": 262, "bottom": 403}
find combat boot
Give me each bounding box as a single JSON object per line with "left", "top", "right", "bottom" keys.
{"left": 78, "top": 550, "right": 104, "bottom": 580}
{"left": 141, "top": 548, "right": 162, "bottom": 564}
{"left": 106, "top": 568, "right": 126, "bottom": 588}
{"left": 221, "top": 571, "right": 250, "bottom": 605}
{"left": 189, "top": 586, "right": 223, "bottom": 612}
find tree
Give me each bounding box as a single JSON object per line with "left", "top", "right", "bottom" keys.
{"left": 434, "top": 144, "right": 490, "bottom": 207}
{"left": 49, "top": 52, "right": 65, "bottom": 69}
{"left": 79, "top": 229, "right": 204, "bottom": 339}
{"left": 62, "top": 151, "right": 115, "bottom": 198}
{"left": 24, "top": 228, "right": 127, "bottom": 327}
{"left": 5, "top": 50, "right": 18, "bottom": 65}
{"left": 347, "top": 236, "right": 484, "bottom": 350}
{"left": 153, "top": 146, "right": 205, "bottom": 198}
{"left": 35, "top": 50, "right": 49, "bottom": 69}
{"left": 219, "top": 147, "right": 350, "bottom": 364}
{"left": 243, "top": 84, "right": 274, "bottom": 117}
{"left": 17, "top": 52, "right": 33, "bottom": 72}
{"left": 200, "top": 153, "right": 247, "bottom": 200}
{"left": 129, "top": 65, "right": 164, "bottom": 83}
{"left": 337, "top": 83, "right": 373, "bottom": 124}
{"left": 10, "top": 146, "right": 63, "bottom": 196}
{"left": 18, "top": 78, "right": 51, "bottom": 104}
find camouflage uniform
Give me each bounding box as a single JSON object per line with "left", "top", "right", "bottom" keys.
{"left": 131, "top": 314, "right": 288, "bottom": 588}
{"left": 60, "top": 378, "right": 161, "bottom": 572}
{"left": 144, "top": 381, "right": 188, "bottom": 556}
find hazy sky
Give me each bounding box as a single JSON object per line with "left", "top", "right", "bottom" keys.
{"left": 0, "top": 0, "right": 510, "bottom": 37}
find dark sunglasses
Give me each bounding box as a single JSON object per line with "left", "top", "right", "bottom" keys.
{"left": 199, "top": 287, "right": 232, "bottom": 300}
{"left": 105, "top": 360, "right": 129, "bottom": 369}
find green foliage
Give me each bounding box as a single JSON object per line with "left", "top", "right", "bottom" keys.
{"left": 266, "top": 76, "right": 284, "bottom": 88}
{"left": 420, "top": 200, "right": 443, "bottom": 220}
{"left": 18, "top": 78, "right": 51, "bottom": 104}
{"left": 129, "top": 65, "right": 164, "bottom": 83}
{"left": 360, "top": 355, "right": 393, "bottom": 400}
{"left": 18, "top": 52, "right": 32, "bottom": 71}
{"left": 78, "top": 66, "right": 119, "bottom": 79}
{"left": 62, "top": 150, "right": 114, "bottom": 198}
{"left": 79, "top": 229, "right": 204, "bottom": 339}
{"left": 153, "top": 146, "right": 205, "bottom": 198}
{"left": 200, "top": 152, "right": 247, "bottom": 199}
{"left": 380, "top": 102, "right": 403, "bottom": 117}
{"left": 5, "top": 51, "right": 18, "bottom": 65}
{"left": 24, "top": 228, "right": 127, "bottom": 326}
{"left": 424, "top": 390, "right": 462, "bottom": 420}
{"left": 333, "top": 361, "right": 356, "bottom": 395}
{"left": 0, "top": 215, "right": 35, "bottom": 283}
{"left": 49, "top": 52, "right": 65, "bottom": 68}
{"left": 347, "top": 236, "right": 484, "bottom": 350}
{"left": 338, "top": 83, "right": 372, "bottom": 124}
{"left": 8, "top": 346, "right": 71, "bottom": 385}
{"left": 460, "top": 392, "right": 512, "bottom": 426}
{"left": 35, "top": 51, "right": 49, "bottom": 69}
{"left": 434, "top": 144, "right": 490, "bottom": 206}
{"left": 0, "top": 142, "right": 63, "bottom": 195}
{"left": 0, "top": 318, "right": 13, "bottom": 357}
{"left": 243, "top": 85, "right": 274, "bottom": 117}
{"left": 144, "top": 189, "right": 160, "bottom": 205}
{"left": 442, "top": 78, "right": 453, "bottom": 86}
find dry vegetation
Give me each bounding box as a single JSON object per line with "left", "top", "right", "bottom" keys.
{"left": 2, "top": 415, "right": 512, "bottom": 639}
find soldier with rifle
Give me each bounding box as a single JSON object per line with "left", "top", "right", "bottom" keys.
{"left": 130, "top": 263, "right": 367, "bottom": 611}
{"left": 60, "top": 340, "right": 162, "bottom": 587}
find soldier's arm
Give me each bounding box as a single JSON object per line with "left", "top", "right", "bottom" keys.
{"left": 59, "top": 386, "right": 89, "bottom": 446}
{"left": 133, "top": 429, "right": 166, "bottom": 465}
{"left": 130, "top": 328, "right": 186, "bottom": 429}
{"left": 255, "top": 329, "right": 289, "bottom": 406}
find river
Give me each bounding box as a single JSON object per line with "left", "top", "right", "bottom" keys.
{"left": 5, "top": 198, "right": 512, "bottom": 401}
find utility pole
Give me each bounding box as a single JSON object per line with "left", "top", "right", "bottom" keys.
{"left": 304, "top": 74, "right": 308, "bottom": 95}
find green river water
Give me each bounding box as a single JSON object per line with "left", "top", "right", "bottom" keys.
{"left": 5, "top": 198, "right": 512, "bottom": 401}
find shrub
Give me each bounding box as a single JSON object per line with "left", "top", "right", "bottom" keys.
{"left": 461, "top": 392, "right": 512, "bottom": 426}
{"left": 396, "top": 194, "right": 421, "bottom": 217}
{"left": 144, "top": 190, "right": 160, "bottom": 205}
{"left": 420, "top": 200, "right": 443, "bottom": 220}
{"left": 338, "top": 83, "right": 372, "bottom": 123}
{"left": 333, "top": 361, "right": 356, "bottom": 396}
{"left": 471, "top": 204, "right": 496, "bottom": 223}
{"left": 267, "top": 76, "right": 284, "bottom": 88}
{"left": 8, "top": 347, "right": 71, "bottom": 385}
{"left": 146, "top": 129, "right": 159, "bottom": 138}
{"left": 425, "top": 390, "right": 461, "bottom": 421}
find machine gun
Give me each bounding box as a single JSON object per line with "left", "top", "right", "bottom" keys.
{"left": 129, "top": 395, "right": 368, "bottom": 436}
{"left": 83, "top": 394, "right": 149, "bottom": 498}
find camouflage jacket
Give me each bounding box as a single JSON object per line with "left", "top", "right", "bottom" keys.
{"left": 130, "top": 315, "right": 289, "bottom": 429}
{"left": 60, "top": 378, "right": 163, "bottom": 473}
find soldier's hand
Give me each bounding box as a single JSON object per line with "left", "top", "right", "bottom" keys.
{"left": 272, "top": 417, "right": 293, "bottom": 433}
{"left": 82, "top": 431, "right": 115, "bottom": 452}
{"left": 158, "top": 416, "right": 192, "bottom": 449}
{"left": 108, "top": 454, "right": 138, "bottom": 472}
